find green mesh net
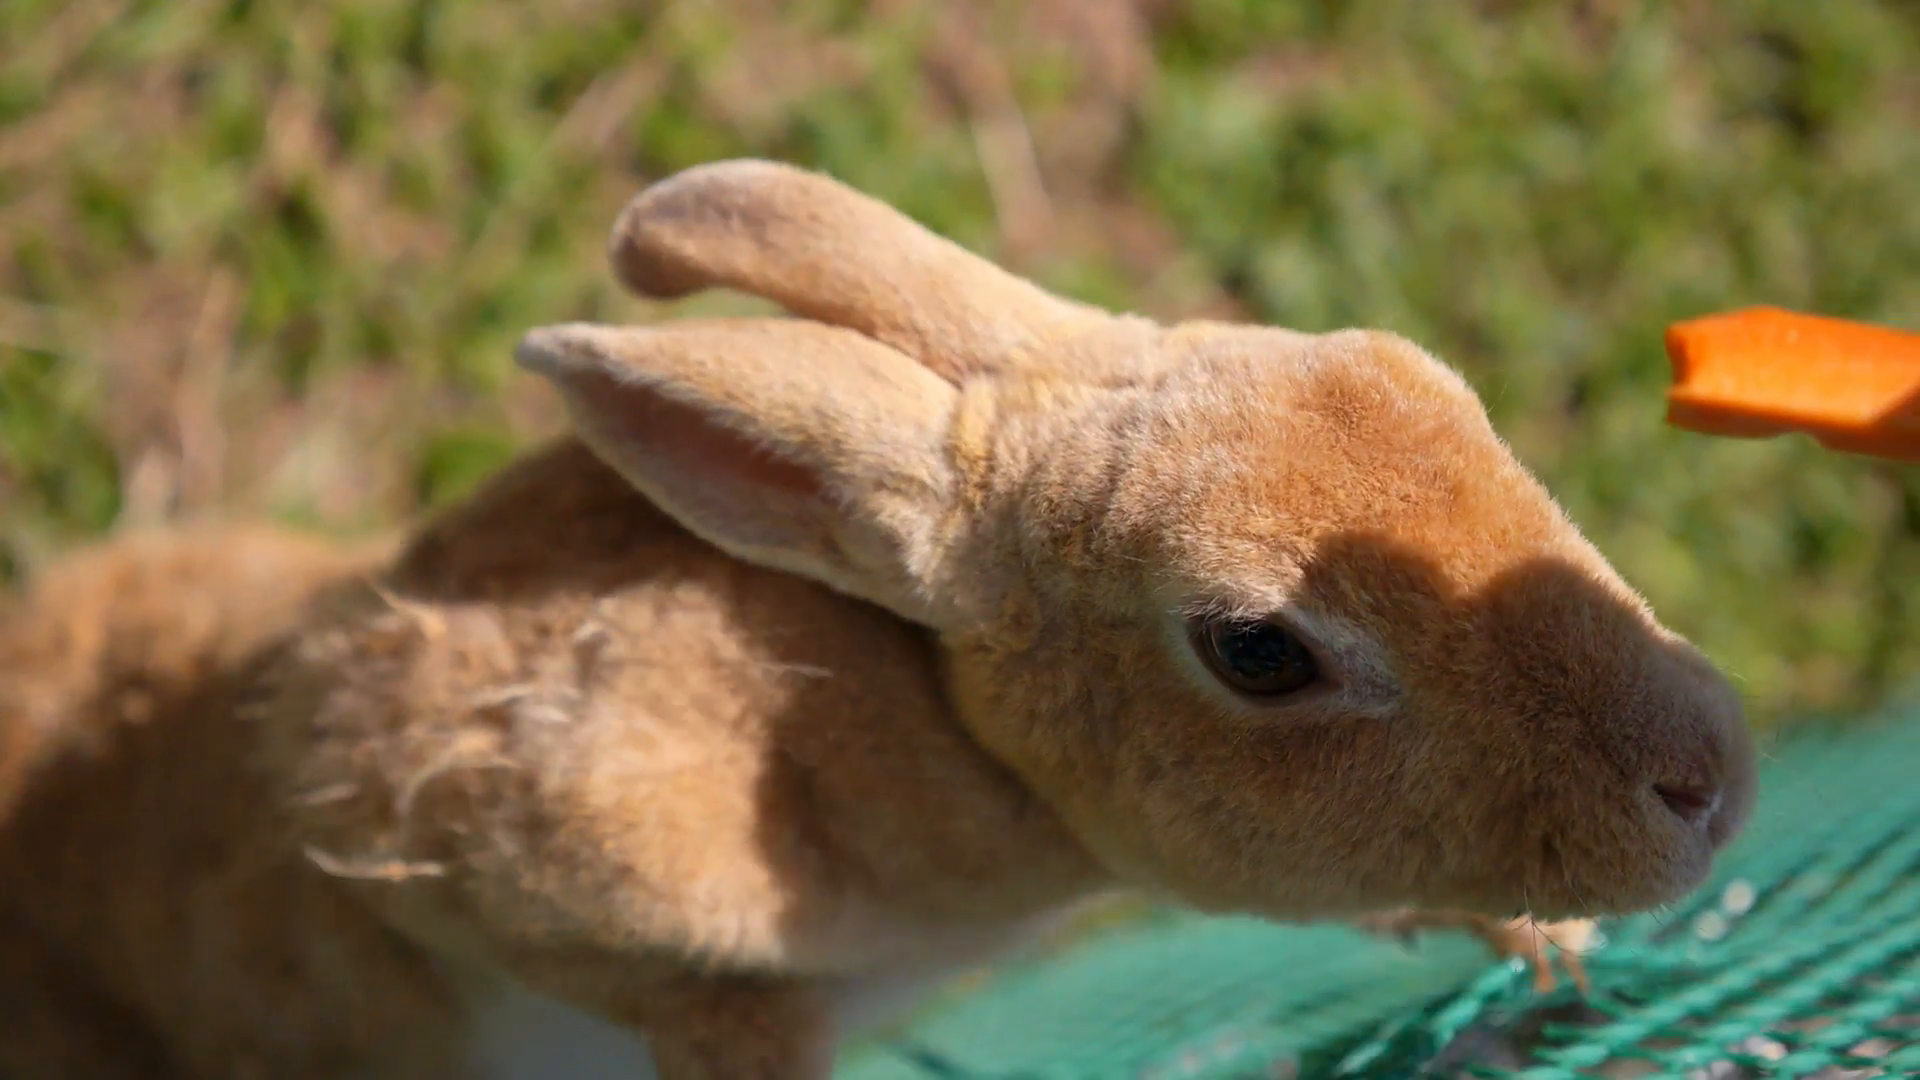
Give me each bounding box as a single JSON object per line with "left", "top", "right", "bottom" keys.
{"left": 839, "top": 704, "right": 1920, "bottom": 1079}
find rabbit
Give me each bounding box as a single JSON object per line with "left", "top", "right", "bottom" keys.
{"left": 253, "top": 159, "right": 1757, "bottom": 1076}
{"left": 0, "top": 157, "right": 1755, "bottom": 1079}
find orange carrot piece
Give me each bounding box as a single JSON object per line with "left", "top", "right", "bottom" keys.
{"left": 1664, "top": 307, "right": 1920, "bottom": 461}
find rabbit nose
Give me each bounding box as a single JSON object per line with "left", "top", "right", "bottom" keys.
{"left": 1653, "top": 781, "right": 1721, "bottom": 826}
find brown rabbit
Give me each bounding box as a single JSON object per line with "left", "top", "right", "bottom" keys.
{"left": 0, "top": 159, "right": 1754, "bottom": 1078}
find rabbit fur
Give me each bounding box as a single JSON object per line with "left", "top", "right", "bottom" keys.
{"left": 0, "top": 159, "right": 1755, "bottom": 1078}
{"left": 0, "top": 524, "right": 468, "bottom": 1078}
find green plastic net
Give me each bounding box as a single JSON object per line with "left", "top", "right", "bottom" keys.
{"left": 839, "top": 704, "right": 1920, "bottom": 1079}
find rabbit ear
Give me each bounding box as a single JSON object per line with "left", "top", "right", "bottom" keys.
{"left": 608, "top": 159, "right": 1112, "bottom": 381}
{"left": 514, "top": 318, "right": 962, "bottom": 624}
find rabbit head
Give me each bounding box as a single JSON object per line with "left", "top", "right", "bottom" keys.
{"left": 514, "top": 159, "right": 1755, "bottom": 925}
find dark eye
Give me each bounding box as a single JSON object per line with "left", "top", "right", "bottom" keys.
{"left": 1193, "top": 618, "right": 1319, "bottom": 697}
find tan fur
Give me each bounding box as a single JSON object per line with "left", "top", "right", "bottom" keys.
{"left": 0, "top": 160, "right": 1755, "bottom": 1077}
{"left": 0, "top": 524, "right": 462, "bottom": 1078}
{"left": 261, "top": 442, "right": 1102, "bottom": 1061}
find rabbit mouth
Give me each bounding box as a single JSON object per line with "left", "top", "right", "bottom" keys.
{"left": 1608, "top": 822, "right": 1728, "bottom": 916}
{"left": 1704, "top": 800, "right": 1743, "bottom": 849}
{"left": 1488, "top": 807, "right": 1727, "bottom": 922}
{"left": 1521, "top": 861, "right": 1709, "bottom": 923}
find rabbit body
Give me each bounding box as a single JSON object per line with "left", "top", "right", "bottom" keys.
{"left": 0, "top": 445, "right": 1104, "bottom": 1078}
{"left": 266, "top": 437, "right": 1108, "bottom": 1075}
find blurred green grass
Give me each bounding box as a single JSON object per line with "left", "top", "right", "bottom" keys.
{"left": 1, "top": 0, "right": 1916, "bottom": 723}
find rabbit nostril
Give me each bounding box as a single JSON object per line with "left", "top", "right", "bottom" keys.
{"left": 1654, "top": 782, "right": 1718, "bottom": 825}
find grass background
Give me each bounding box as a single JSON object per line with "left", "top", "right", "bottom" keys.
{"left": 2, "top": 0, "right": 1917, "bottom": 727}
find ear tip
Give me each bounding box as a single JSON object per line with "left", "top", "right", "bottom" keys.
{"left": 615, "top": 158, "right": 816, "bottom": 237}
{"left": 607, "top": 158, "right": 833, "bottom": 298}
{"left": 629, "top": 159, "right": 814, "bottom": 211}
{"left": 514, "top": 323, "right": 612, "bottom": 376}
{"left": 606, "top": 217, "right": 699, "bottom": 299}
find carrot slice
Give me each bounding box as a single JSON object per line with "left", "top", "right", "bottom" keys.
{"left": 1664, "top": 307, "right": 1920, "bottom": 461}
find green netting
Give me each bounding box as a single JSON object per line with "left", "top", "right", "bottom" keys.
{"left": 839, "top": 704, "right": 1920, "bottom": 1079}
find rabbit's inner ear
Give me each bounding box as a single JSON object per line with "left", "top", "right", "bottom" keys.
{"left": 574, "top": 376, "right": 828, "bottom": 554}
{"left": 515, "top": 320, "right": 961, "bottom": 624}
{"left": 597, "top": 375, "right": 824, "bottom": 504}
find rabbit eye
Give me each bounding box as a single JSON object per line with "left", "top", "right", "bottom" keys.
{"left": 1193, "top": 618, "right": 1318, "bottom": 697}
